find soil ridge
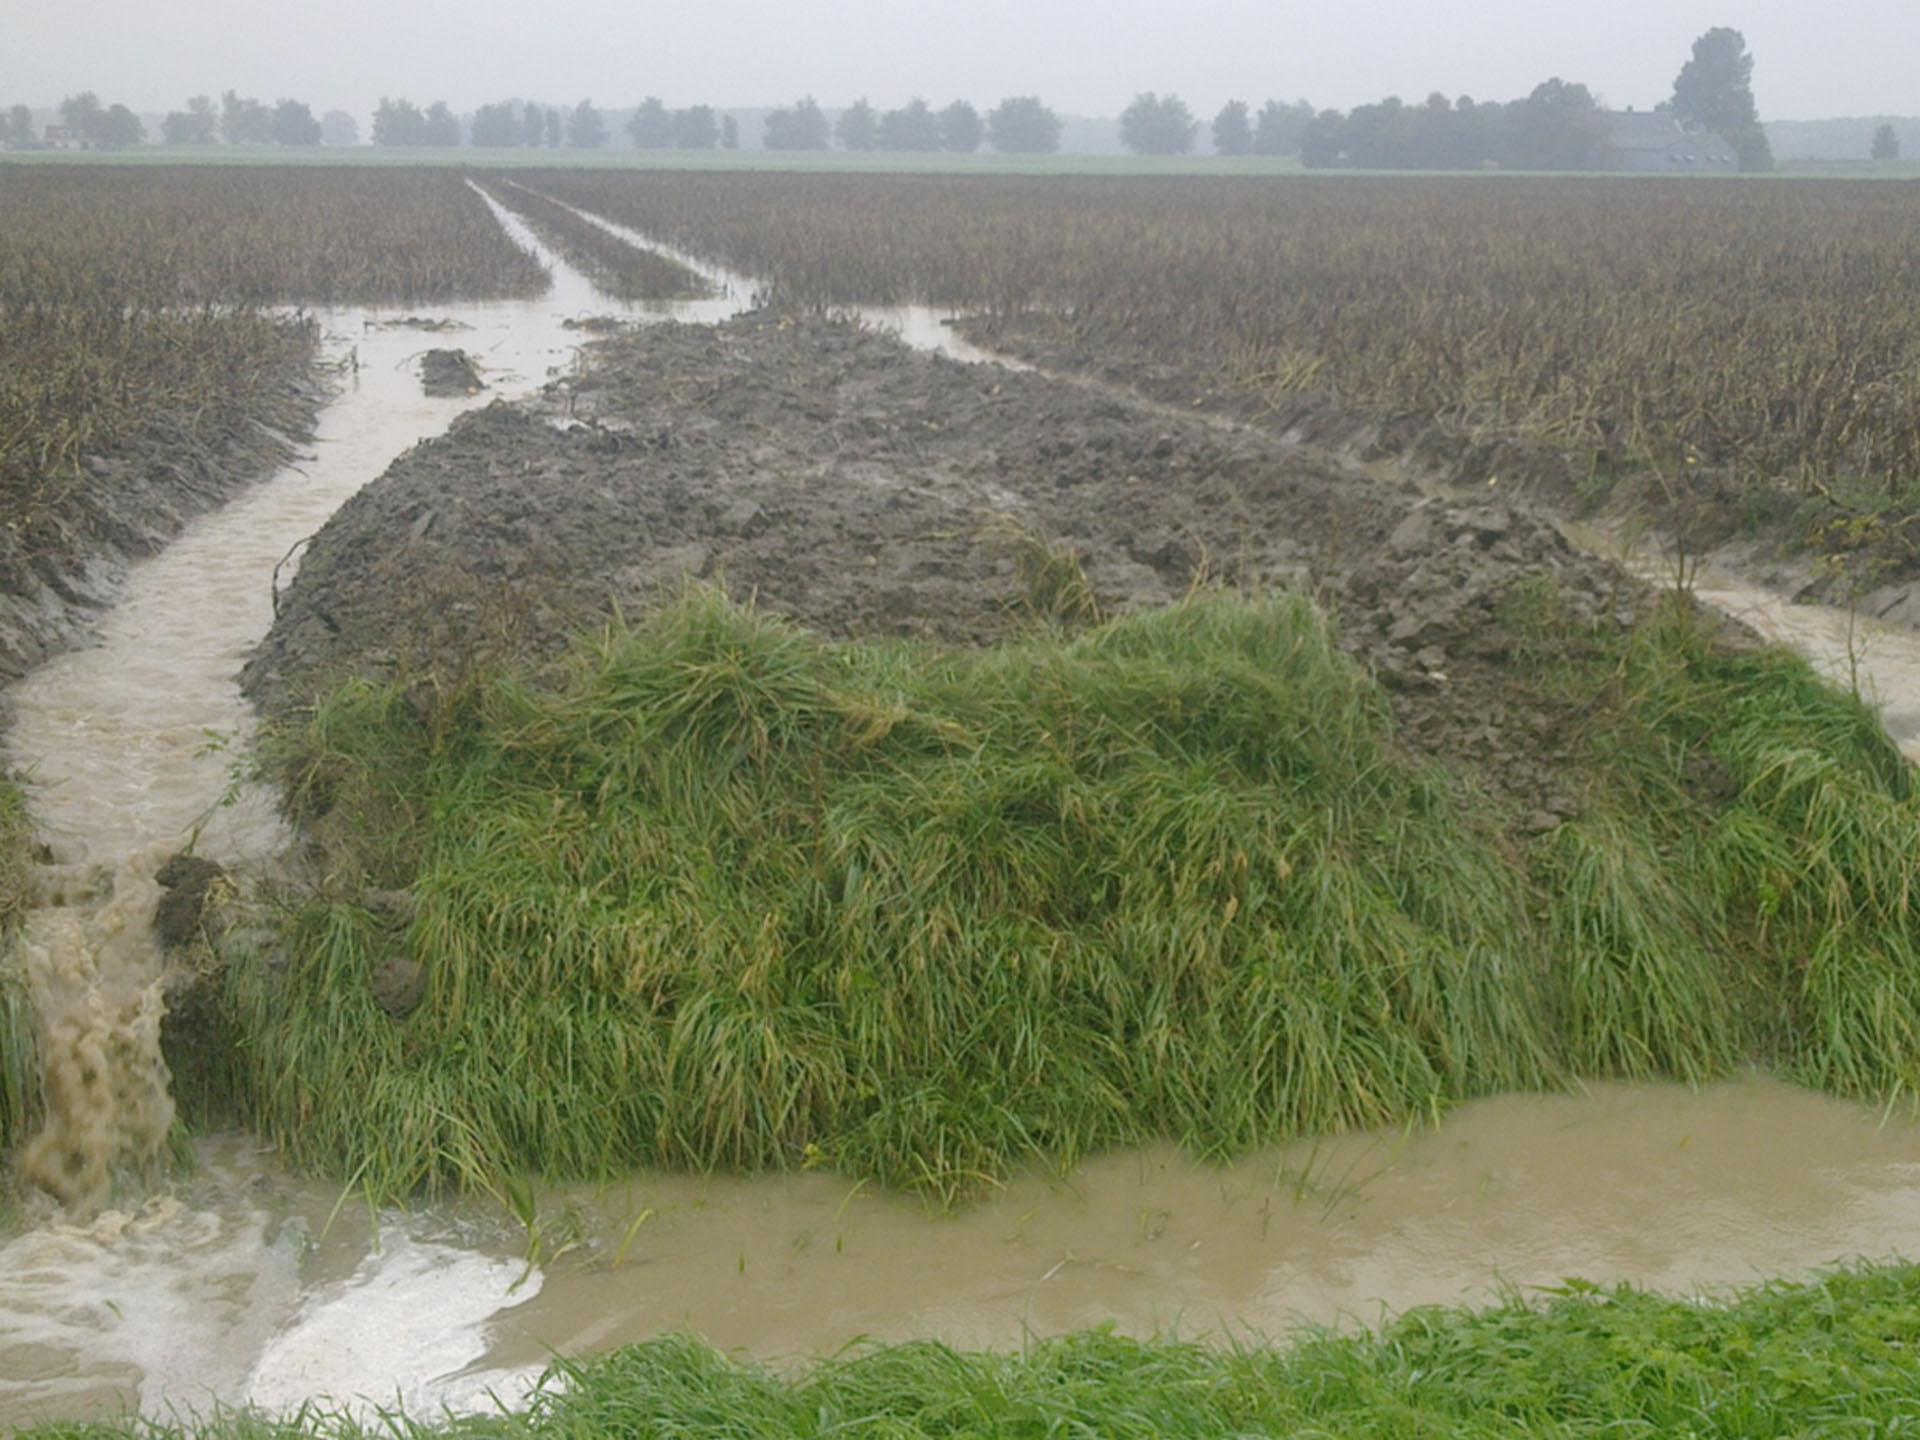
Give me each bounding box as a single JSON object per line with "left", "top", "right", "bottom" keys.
{"left": 246, "top": 311, "right": 1695, "bottom": 821}
{"left": 0, "top": 341, "right": 325, "bottom": 690}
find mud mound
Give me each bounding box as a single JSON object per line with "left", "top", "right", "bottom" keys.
{"left": 419, "top": 348, "right": 486, "bottom": 398}
{"left": 246, "top": 313, "right": 1670, "bottom": 818}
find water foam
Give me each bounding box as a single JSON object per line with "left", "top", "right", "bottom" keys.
{"left": 17, "top": 849, "right": 175, "bottom": 1211}
{"left": 244, "top": 1228, "right": 544, "bottom": 1420}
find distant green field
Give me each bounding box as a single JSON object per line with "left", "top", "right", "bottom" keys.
{"left": 16, "top": 144, "right": 1917, "bottom": 179}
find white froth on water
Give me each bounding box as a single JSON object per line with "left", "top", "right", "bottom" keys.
{"left": 244, "top": 1228, "right": 544, "bottom": 1421}
{"left": 0, "top": 198, "right": 727, "bottom": 1428}
{"left": 0, "top": 1195, "right": 303, "bottom": 1424}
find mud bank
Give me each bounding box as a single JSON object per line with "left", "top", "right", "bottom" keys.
{"left": 247, "top": 311, "right": 1689, "bottom": 820}
{"left": 965, "top": 312, "right": 1920, "bottom": 641}
{"left": 0, "top": 328, "right": 324, "bottom": 686}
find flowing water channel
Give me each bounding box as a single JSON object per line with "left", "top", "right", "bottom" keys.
{"left": 4, "top": 201, "right": 1920, "bottom": 1429}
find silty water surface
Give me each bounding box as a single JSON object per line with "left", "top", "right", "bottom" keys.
{"left": 4, "top": 203, "right": 1920, "bottom": 1428}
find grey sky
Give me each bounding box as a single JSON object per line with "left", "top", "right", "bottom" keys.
{"left": 7, "top": 1, "right": 1915, "bottom": 123}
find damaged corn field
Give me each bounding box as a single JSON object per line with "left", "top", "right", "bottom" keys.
{"left": 521, "top": 171, "right": 1920, "bottom": 554}
{"left": 10, "top": 153, "right": 1920, "bottom": 1435}
{"left": 8, "top": 163, "right": 1920, "bottom": 1199}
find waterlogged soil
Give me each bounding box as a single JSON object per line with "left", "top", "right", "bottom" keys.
{"left": 0, "top": 339, "right": 322, "bottom": 687}
{"left": 246, "top": 311, "right": 1691, "bottom": 821}
{"left": 966, "top": 314, "right": 1920, "bottom": 635}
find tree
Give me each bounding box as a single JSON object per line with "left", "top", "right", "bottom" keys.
{"left": 58, "top": 93, "right": 141, "bottom": 147}
{"left": 1252, "top": 98, "right": 1313, "bottom": 155}
{"left": 1505, "top": 77, "right": 1607, "bottom": 170}
{"left": 1300, "top": 109, "right": 1347, "bottom": 167}
{"left": 544, "top": 108, "right": 561, "bottom": 147}
{"left": 940, "top": 99, "right": 982, "bottom": 152}
{"left": 270, "top": 99, "right": 321, "bottom": 146}
{"left": 721, "top": 114, "right": 739, "bottom": 149}
{"left": 321, "top": 109, "right": 359, "bottom": 145}
{"left": 220, "top": 90, "right": 272, "bottom": 144}
{"left": 986, "top": 95, "right": 1061, "bottom": 154}
{"left": 1212, "top": 99, "right": 1251, "bottom": 156}
{"left": 421, "top": 101, "right": 459, "bottom": 145}
{"left": 673, "top": 104, "right": 718, "bottom": 149}
{"left": 1672, "top": 26, "right": 1771, "bottom": 171}
{"left": 878, "top": 98, "right": 942, "bottom": 151}
{"left": 371, "top": 97, "right": 427, "bottom": 145}
{"left": 1119, "top": 92, "right": 1198, "bottom": 155}
{"left": 97, "top": 103, "right": 144, "bottom": 147}
{"left": 470, "top": 101, "right": 521, "bottom": 148}
{"left": 836, "top": 98, "right": 877, "bottom": 150}
{"left": 764, "top": 96, "right": 828, "bottom": 149}
{"left": 1871, "top": 123, "right": 1900, "bottom": 161}
{"left": 627, "top": 96, "right": 672, "bottom": 147}
{"left": 6, "top": 104, "right": 33, "bottom": 145}
{"left": 162, "top": 95, "right": 218, "bottom": 145}
{"left": 565, "top": 99, "right": 605, "bottom": 147}
{"left": 523, "top": 103, "right": 546, "bottom": 147}
{"left": 59, "top": 92, "right": 103, "bottom": 139}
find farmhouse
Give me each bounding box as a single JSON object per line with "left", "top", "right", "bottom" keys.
{"left": 1603, "top": 110, "right": 1738, "bottom": 171}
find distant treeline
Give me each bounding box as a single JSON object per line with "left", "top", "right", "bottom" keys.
{"left": 7, "top": 29, "right": 1779, "bottom": 165}
{"left": 1298, "top": 81, "right": 1615, "bottom": 170}
{"left": 0, "top": 91, "right": 356, "bottom": 147}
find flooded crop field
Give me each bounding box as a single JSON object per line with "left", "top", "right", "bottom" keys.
{"left": 2, "top": 163, "right": 1920, "bottom": 1434}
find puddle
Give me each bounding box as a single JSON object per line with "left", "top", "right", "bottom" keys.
{"left": 4, "top": 1074, "right": 1917, "bottom": 1427}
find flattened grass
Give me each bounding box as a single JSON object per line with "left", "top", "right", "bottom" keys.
{"left": 237, "top": 587, "right": 1920, "bottom": 1203}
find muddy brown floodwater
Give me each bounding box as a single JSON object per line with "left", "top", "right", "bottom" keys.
{"left": 5, "top": 1075, "right": 1919, "bottom": 1427}
{"left": 5, "top": 189, "right": 1920, "bottom": 1430}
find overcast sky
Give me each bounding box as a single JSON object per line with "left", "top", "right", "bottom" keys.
{"left": 7, "top": 1, "right": 1916, "bottom": 122}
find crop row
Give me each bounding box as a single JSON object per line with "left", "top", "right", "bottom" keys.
{"left": 0, "top": 166, "right": 551, "bottom": 506}
{"left": 0, "top": 166, "right": 547, "bottom": 306}
{"left": 482, "top": 178, "right": 709, "bottom": 300}
{"left": 529, "top": 171, "right": 1920, "bottom": 509}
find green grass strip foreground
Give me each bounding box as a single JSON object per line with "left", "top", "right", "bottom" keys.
{"left": 26, "top": 1262, "right": 1920, "bottom": 1438}
{"left": 224, "top": 587, "right": 1920, "bottom": 1203}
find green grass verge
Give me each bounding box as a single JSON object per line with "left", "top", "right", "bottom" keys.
{"left": 223, "top": 585, "right": 1920, "bottom": 1205}
{"left": 240, "top": 589, "right": 1550, "bottom": 1200}
{"left": 23, "top": 1260, "right": 1920, "bottom": 1437}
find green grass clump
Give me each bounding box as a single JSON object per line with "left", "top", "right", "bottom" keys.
{"left": 23, "top": 1261, "right": 1920, "bottom": 1438}
{"left": 232, "top": 586, "right": 1920, "bottom": 1204}
{"left": 1524, "top": 593, "right": 1920, "bottom": 1100}
{"left": 240, "top": 588, "right": 1549, "bottom": 1201}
